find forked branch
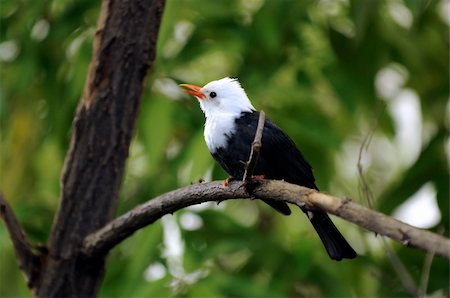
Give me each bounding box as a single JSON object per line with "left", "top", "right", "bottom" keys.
{"left": 81, "top": 107, "right": 450, "bottom": 261}
{"left": 0, "top": 193, "right": 41, "bottom": 287}
{"left": 82, "top": 180, "right": 450, "bottom": 261}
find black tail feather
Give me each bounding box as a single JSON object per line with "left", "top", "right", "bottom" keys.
{"left": 262, "top": 199, "right": 356, "bottom": 260}
{"left": 308, "top": 210, "right": 357, "bottom": 261}
{"left": 263, "top": 199, "right": 292, "bottom": 215}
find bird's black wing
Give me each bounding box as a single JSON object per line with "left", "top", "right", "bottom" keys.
{"left": 212, "top": 111, "right": 292, "bottom": 215}
{"left": 257, "top": 116, "right": 318, "bottom": 190}
{"left": 214, "top": 110, "right": 317, "bottom": 188}
{"left": 236, "top": 111, "right": 356, "bottom": 260}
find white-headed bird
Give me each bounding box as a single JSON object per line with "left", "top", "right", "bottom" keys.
{"left": 180, "top": 77, "right": 356, "bottom": 261}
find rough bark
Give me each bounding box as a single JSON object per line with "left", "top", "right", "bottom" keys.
{"left": 2, "top": 0, "right": 450, "bottom": 296}
{"left": 33, "top": 0, "right": 165, "bottom": 296}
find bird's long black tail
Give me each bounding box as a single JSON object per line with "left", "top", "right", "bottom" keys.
{"left": 263, "top": 199, "right": 292, "bottom": 215}
{"left": 308, "top": 210, "right": 357, "bottom": 261}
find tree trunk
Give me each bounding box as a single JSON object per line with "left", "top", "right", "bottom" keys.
{"left": 34, "top": 0, "right": 165, "bottom": 296}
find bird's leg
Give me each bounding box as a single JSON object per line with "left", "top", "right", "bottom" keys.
{"left": 223, "top": 176, "right": 235, "bottom": 186}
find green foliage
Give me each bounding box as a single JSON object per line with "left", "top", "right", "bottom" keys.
{"left": 1, "top": 0, "right": 448, "bottom": 297}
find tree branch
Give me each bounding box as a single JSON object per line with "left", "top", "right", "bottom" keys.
{"left": 243, "top": 111, "right": 265, "bottom": 181}
{"left": 0, "top": 193, "right": 41, "bottom": 287}
{"left": 82, "top": 180, "right": 450, "bottom": 261}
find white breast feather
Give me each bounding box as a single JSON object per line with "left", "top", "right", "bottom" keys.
{"left": 204, "top": 113, "right": 237, "bottom": 153}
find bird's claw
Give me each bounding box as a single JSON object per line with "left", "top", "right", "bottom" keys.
{"left": 223, "top": 177, "right": 235, "bottom": 186}
{"left": 250, "top": 175, "right": 265, "bottom": 181}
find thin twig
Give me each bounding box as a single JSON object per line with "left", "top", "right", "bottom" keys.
{"left": 0, "top": 193, "right": 41, "bottom": 287}
{"left": 381, "top": 237, "right": 419, "bottom": 296}
{"left": 242, "top": 111, "right": 265, "bottom": 181}
{"left": 357, "top": 103, "right": 385, "bottom": 209}
{"left": 419, "top": 248, "right": 435, "bottom": 297}
{"left": 356, "top": 104, "right": 421, "bottom": 296}
{"left": 81, "top": 180, "right": 450, "bottom": 260}
{"left": 419, "top": 226, "right": 442, "bottom": 297}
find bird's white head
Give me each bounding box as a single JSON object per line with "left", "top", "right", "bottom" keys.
{"left": 180, "top": 77, "right": 255, "bottom": 119}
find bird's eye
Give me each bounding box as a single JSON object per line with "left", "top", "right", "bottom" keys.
{"left": 210, "top": 92, "right": 217, "bottom": 98}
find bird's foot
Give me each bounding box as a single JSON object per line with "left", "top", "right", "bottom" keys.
{"left": 250, "top": 175, "right": 265, "bottom": 181}
{"left": 241, "top": 175, "right": 265, "bottom": 194}
{"left": 223, "top": 176, "right": 235, "bottom": 187}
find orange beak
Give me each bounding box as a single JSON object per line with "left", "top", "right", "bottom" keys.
{"left": 179, "top": 83, "right": 206, "bottom": 99}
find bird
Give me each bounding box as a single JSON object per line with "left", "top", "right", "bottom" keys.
{"left": 180, "top": 77, "right": 356, "bottom": 261}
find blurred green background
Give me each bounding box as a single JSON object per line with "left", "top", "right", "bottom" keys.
{"left": 1, "top": 0, "right": 449, "bottom": 297}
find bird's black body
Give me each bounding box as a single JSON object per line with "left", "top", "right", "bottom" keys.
{"left": 212, "top": 111, "right": 356, "bottom": 261}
